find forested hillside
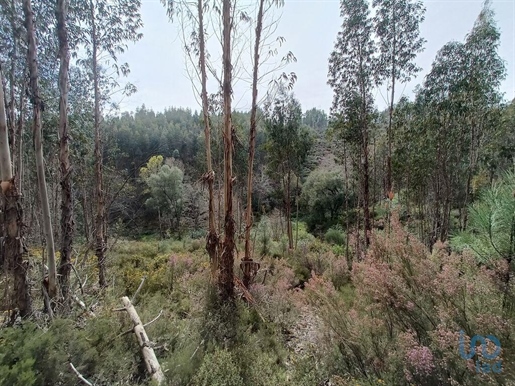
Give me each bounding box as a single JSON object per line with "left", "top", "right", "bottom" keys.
{"left": 0, "top": 0, "right": 514, "bottom": 385}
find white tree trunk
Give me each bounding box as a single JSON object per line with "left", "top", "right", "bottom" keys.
{"left": 121, "top": 296, "right": 165, "bottom": 384}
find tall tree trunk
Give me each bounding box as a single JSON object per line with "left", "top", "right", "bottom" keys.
{"left": 24, "top": 0, "right": 57, "bottom": 299}
{"left": 16, "top": 86, "right": 24, "bottom": 189}
{"left": 90, "top": 0, "right": 106, "bottom": 287}
{"left": 343, "top": 141, "right": 351, "bottom": 269}
{"left": 243, "top": 0, "right": 265, "bottom": 287}
{"left": 386, "top": 3, "right": 396, "bottom": 200}
{"left": 197, "top": 0, "right": 219, "bottom": 277}
{"left": 219, "top": 0, "right": 235, "bottom": 301}
{"left": 286, "top": 170, "right": 293, "bottom": 250}
{"left": 57, "top": 0, "right": 73, "bottom": 303}
{"left": 1, "top": 66, "right": 32, "bottom": 318}
{"left": 8, "top": 0, "right": 17, "bottom": 174}
{"left": 357, "top": 48, "right": 371, "bottom": 247}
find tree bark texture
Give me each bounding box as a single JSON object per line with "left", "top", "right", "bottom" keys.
{"left": 24, "top": 0, "right": 57, "bottom": 298}
{"left": 57, "top": 0, "right": 74, "bottom": 303}
{"left": 197, "top": 0, "right": 219, "bottom": 277}
{"left": 220, "top": 0, "right": 235, "bottom": 301}
{"left": 243, "top": 0, "right": 265, "bottom": 287}
{"left": 90, "top": 0, "right": 107, "bottom": 287}
{"left": 0, "top": 67, "right": 32, "bottom": 317}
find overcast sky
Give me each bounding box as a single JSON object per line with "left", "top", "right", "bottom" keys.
{"left": 117, "top": 0, "right": 515, "bottom": 114}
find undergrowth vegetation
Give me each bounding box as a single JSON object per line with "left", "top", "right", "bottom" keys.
{"left": 1, "top": 215, "right": 514, "bottom": 385}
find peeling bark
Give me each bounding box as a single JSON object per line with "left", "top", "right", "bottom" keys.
{"left": 220, "top": 0, "right": 235, "bottom": 301}
{"left": 57, "top": 0, "right": 74, "bottom": 304}
{"left": 24, "top": 0, "right": 57, "bottom": 298}
{"left": 89, "top": 0, "right": 107, "bottom": 287}
{"left": 0, "top": 67, "right": 31, "bottom": 317}
{"left": 243, "top": 0, "right": 265, "bottom": 288}
{"left": 197, "top": 0, "right": 219, "bottom": 277}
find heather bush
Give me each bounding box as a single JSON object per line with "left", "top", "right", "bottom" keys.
{"left": 301, "top": 215, "right": 515, "bottom": 385}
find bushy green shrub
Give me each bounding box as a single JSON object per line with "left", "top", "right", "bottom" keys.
{"left": 191, "top": 349, "right": 243, "bottom": 386}
{"left": 324, "top": 227, "right": 345, "bottom": 245}
{"left": 0, "top": 318, "right": 142, "bottom": 386}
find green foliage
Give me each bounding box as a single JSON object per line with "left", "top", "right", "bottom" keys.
{"left": 141, "top": 157, "right": 184, "bottom": 234}
{"left": 256, "top": 216, "right": 273, "bottom": 256}
{"left": 303, "top": 107, "right": 328, "bottom": 131}
{"left": 325, "top": 227, "right": 345, "bottom": 246}
{"left": 373, "top": 0, "right": 426, "bottom": 85}
{"left": 451, "top": 172, "right": 515, "bottom": 264}
{"left": 0, "top": 318, "right": 142, "bottom": 386}
{"left": 301, "top": 169, "right": 354, "bottom": 233}
{"left": 191, "top": 349, "right": 244, "bottom": 386}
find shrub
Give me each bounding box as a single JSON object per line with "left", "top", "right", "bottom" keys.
{"left": 324, "top": 227, "right": 345, "bottom": 245}
{"left": 191, "top": 349, "right": 244, "bottom": 386}
{"left": 300, "top": 215, "right": 515, "bottom": 385}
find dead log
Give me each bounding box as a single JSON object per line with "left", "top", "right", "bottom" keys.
{"left": 121, "top": 296, "right": 165, "bottom": 384}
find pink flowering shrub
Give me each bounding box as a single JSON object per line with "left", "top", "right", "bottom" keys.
{"left": 301, "top": 214, "right": 515, "bottom": 385}
{"left": 249, "top": 257, "right": 300, "bottom": 328}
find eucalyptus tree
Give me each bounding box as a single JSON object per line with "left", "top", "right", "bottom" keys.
{"left": 407, "top": 0, "right": 506, "bottom": 243}
{"left": 71, "top": 0, "right": 143, "bottom": 287}
{"left": 372, "top": 0, "right": 425, "bottom": 198}
{"left": 413, "top": 41, "right": 467, "bottom": 244}
{"left": 303, "top": 108, "right": 328, "bottom": 131}
{"left": 56, "top": 0, "right": 73, "bottom": 303}
{"left": 264, "top": 90, "right": 313, "bottom": 250}
{"left": 219, "top": 0, "right": 235, "bottom": 301}
{"left": 161, "top": 0, "right": 220, "bottom": 276}
{"left": 0, "top": 0, "right": 26, "bottom": 187}
{"left": 243, "top": 0, "right": 296, "bottom": 286}
{"left": 0, "top": 67, "right": 32, "bottom": 317}
{"left": 328, "top": 0, "right": 376, "bottom": 247}
{"left": 23, "top": 0, "right": 58, "bottom": 300}
{"left": 459, "top": 0, "right": 506, "bottom": 229}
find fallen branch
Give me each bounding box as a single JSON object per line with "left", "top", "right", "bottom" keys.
{"left": 69, "top": 362, "right": 93, "bottom": 386}
{"left": 70, "top": 263, "right": 85, "bottom": 296}
{"left": 121, "top": 296, "right": 165, "bottom": 384}
{"left": 143, "top": 309, "right": 163, "bottom": 328}
{"left": 131, "top": 276, "right": 146, "bottom": 304}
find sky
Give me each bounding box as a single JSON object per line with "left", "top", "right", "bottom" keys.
{"left": 117, "top": 0, "right": 515, "bottom": 114}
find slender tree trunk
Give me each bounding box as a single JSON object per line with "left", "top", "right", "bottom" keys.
{"left": 16, "top": 86, "right": 24, "bottom": 189}
{"left": 1, "top": 66, "right": 32, "bottom": 318}
{"left": 57, "top": 0, "right": 73, "bottom": 304}
{"left": 386, "top": 4, "right": 396, "bottom": 200}
{"left": 90, "top": 0, "right": 106, "bottom": 287}
{"left": 24, "top": 0, "right": 57, "bottom": 299}
{"left": 219, "top": 0, "right": 235, "bottom": 301}
{"left": 343, "top": 142, "right": 351, "bottom": 269}
{"left": 0, "top": 72, "right": 11, "bottom": 181}
{"left": 7, "top": 0, "right": 18, "bottom": 174}
{"left": 198, "top": 0, "right": 219, "bottom": 277}
{"left": 286, "top": 170, "right": 293, "bottom": 249}
{"left": 295, "top": 175, "right": 299, "bottom": 250}
{"left": 243, "top": 0, "right": 265, "bottom": 287}
{"left": 82, "top": 184, "right": 90, "bottom": 243}
{"left": 356, "top": 43, "right": 371, "bottom": 248}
